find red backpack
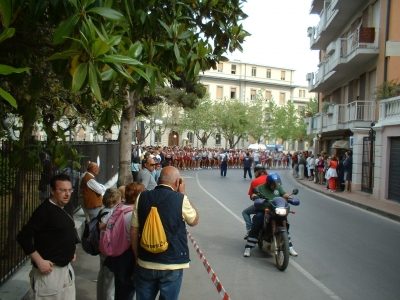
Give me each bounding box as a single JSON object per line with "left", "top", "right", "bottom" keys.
{"left": 99, "top": 204, "right": 133, "bottom": 257}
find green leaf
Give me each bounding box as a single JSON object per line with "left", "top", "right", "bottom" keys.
{"left": 106, "top": 35, "right": 122, "bottom": 47}
{"left": 46, "top": 50, "right": 81, "bottom": 61}
{"left": 178, "top": 30, "right": 192, "bottom": 40}
{"left": 82, "top": 0, "right": 95, "bottom": 8}
{"left": 0, "top": 88, "right": 17, "bottom": 108}
{"left": 0, "top": 64, "right": 30, "bottom": 75}
{"left": 158, "top": 20, "right": 172, "bottom": 38}
{"left": 101, "top": 68, "right": 115, "bottom": 81}
{"left": 69, "top": 0, "right": 78, "bottom": 9}
{"left": 128, "top": 41, "right": 143, "bottom": 58}
{"left": 53, "top": 14, "right": 80, "bottom": 45}
{"left": 194, "top": 61, "right": 200, "bottom": 76}
{"left": 174, "top": 43, "right": 181, "bottom": 61}
{"left": 92, "top": 37, "right": 110, "bottom": 58}
{"left": 108, "top": 63, "right": 134, "bottom": 82}
{"left": 88, "top": 62, "right": 102, "bottom": 101}
{"left": 86, "top": 7, "right": 125, "bottom": 22}
{"left": 0, "top": 0, "right": 12, "bottom": 28}
{"left": 0, "top": 27, "right": 15, "bottom": 43}
{"left": 98, "top": 55, "right": 142, "bottom": 65}
{"left": 132, "top": 66, "right": 150, "bottom": 83}
{"left": 71, "top": 62, "right": 88, "bottom": 93}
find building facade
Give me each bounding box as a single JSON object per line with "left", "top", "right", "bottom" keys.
{"left": 305, "top": 0, "right": 400, "bottom": 202}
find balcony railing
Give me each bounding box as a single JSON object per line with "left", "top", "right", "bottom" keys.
{"left": 340, "top": 28, "right": 379, "bottom": 58}
{"left": 379, "top": 96, "right": 400, "bottom": 123}
{"left": 338, "top": 101, "right": 376, "bottom": 123}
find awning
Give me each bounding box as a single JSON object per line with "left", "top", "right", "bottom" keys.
{"left": 332, "top": 139, "right": 349, "bottom": 149}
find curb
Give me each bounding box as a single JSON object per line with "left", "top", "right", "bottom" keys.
{"left": 296, "top": 179, "right": 400, "bottom": 223}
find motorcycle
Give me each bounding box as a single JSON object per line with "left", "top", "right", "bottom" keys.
{"left": 253, "top": 188, "right": 300, "bottom": 271}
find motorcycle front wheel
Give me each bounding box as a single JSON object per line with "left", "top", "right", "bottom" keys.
{"left": 274, "top": 231, "right": 289, "bottom": 271}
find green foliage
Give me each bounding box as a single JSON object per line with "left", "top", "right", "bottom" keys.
{"left": 305, "top": 97, "right": 318, "bottom": 117}
{"left": 374, "top": 79, "right": 400, "bottom": 101}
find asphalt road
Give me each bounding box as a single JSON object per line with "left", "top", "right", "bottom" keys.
{"left": 74, "top": 167, "right": 400, "bottom": 300}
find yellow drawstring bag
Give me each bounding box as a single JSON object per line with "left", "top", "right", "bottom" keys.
{"left": 140, "top": 207, "right": 168, "bottom": 253}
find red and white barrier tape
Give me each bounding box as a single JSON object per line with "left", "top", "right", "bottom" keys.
{"left": 186, "top": 229, "right": 231, "bottom": 300}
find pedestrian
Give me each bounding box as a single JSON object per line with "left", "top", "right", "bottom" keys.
{"left": 103, "top": 183, "right": 146, "bottom": 300}
{"left": 343, "top": 151, "right": 353, "bottom": 193}
{"left": 298, "top": 153, "right": 306, "bottom": 180}
{"left": 137, "top": 157, "right": 157, "bottom": 190}
{"left": 17, "top": 174, "right": 78, "bottom": 300}
{"left": 308, "top": 154, "right": 315, "bottom": 181}
{"left": 337, "top": 155, "right": 345, "bottom": 191}
{"left": 130, "top": 166, "right": 199, "bottom": 300}
{"left": 81, "top": 162, "right": 106, "bottom": 221}
{"left": 220, "top": 150, "right": 228, "bottom": 177}
{"left": 243, "top": 152, "right": 253, "bottom": 180}
{"left": 131, "top": 156, "right": 141, "bottom": 182}
{"left": 327, "top": 155, "right": 338, "bottom": 192}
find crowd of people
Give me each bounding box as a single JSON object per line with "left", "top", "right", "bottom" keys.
{"left": 290, "top": 150, "right": 353, "bottom": 193}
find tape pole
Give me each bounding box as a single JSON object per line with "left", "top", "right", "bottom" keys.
{"left": 186, "top": 229, "right": 231, "bottom": 300}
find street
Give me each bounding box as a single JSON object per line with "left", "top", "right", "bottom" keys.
{"left": 74, "top": 168, "right": 400, "bottom": 300}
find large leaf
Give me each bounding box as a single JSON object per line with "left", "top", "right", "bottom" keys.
{"left": 82, "top": 0, "right": 96, "bottom": 8}
{"left": 0, "top": 88, "right": 17, "bottom": 108}
{"left": 88, "top": 62, "right": 102, "bottom": 101}
{"left": 86, "top": 7, "right": 125, "bottom": 22}
{"left": 128, "top": 41, "right": 143, "bottom": 58}
{"left": 92, "top": 37, "right": 110, "bottom": 58}
{"left": 101, "top": 68, "right": 115, "bottom": 81}
{"left": 71, "top": 62, "right": 88, "bottom": 93}
{"left": 46, "top": 50, "right": 81, "bottom": 61}
{"left": 0, "top": 27, "right": 15, "bottom": 43}
{"left": 53, "top": 13, "right": 80, "bottom": 45}
{"left": 0, "top": 0, "right": 12, "bottom": 28}
{"left": 0, "top": 64, "right": 30, "bottom": 75}
{"left": 98, "top": 54, "right": 142, "bottom": 65}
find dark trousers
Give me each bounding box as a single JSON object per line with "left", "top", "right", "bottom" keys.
{"left": 220, "top": 163, "right": 227, "bottom": 176}
{"left": 243, "top": 167, "right": 252, "bottom": 179}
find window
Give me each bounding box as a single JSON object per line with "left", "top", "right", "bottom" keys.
{"left": 218, "top": 63, "right": 223, "bottom": 72}
{"left": 281, "top": 71, "right": 286, "bottom": 80}
{"left": 204, "top": 85, "right": 209, "bottom": 92}
{"left": 217, "top": 86, "right": 223, "bottom": 99}
{"left": 265, "top": 91, "right": 271, "bottom": 101}
{"left": 216, "top": 133, "right": 221, "bottom": 145}
{"left": 231, "top": 87, "right": 236, "bottom": 99}
{"left": 251, "top": 67, "right": 257, "bottom": 76}
{"left": 299, "top": 89, "right": 305, "bottom": 97}
{"left": 231, "top": 64, "right": 236, "bottom": 74}
{"left": 187, "top": 132, "right": 194, "bottom": 144}
{"left": 279, "top": 93, "right": 285, "bottom": 105}
{"left": 251, "top": 89, "right": 256, "bottom": 100}
{"left": 298, "top": 106, "right": 306, "bottom": 117}
{"left": 266, "top": 69, "right": 271, "bottom": 78}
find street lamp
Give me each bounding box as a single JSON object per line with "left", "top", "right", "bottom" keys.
{"left": 173, "top": 134, "right": 177, "bottom": 146}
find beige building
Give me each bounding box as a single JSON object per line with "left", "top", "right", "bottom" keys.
{"left": 305, "top": 0, "right": 400, "bottom": 202}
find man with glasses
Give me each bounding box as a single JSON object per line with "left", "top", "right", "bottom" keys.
{"left": 17, "top": 174, "right": 78, "bottom": 299}
{"left": 137, "top": 157, "right": 157, "bottom": 190}
{"left": 81, "top": 162, "right": 106, "bottom": 221}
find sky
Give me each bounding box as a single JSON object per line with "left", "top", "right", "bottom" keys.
{"left": 226, "top": 0, "right": 320, "bottom": 86}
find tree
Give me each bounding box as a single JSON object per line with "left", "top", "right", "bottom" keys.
{"left": 178, "top": 95, "right": 217, "bottom": 147}
{"left": 305, "top": 97, "right": 318, "bottom": 117}
{"left": 246, "top": 92, "right": 268, "bottom": 143}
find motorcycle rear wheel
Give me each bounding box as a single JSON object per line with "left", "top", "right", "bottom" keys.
{"left": 275, "top": 231, "right": 289, "bottom": 271}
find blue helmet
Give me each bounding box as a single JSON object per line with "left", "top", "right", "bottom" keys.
{"left": 265, "top": 173, "right": 282, "bottom": 188}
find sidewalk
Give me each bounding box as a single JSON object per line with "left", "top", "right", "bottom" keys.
{"left": 295, "top": 176, "right": 400, "bottom": 222}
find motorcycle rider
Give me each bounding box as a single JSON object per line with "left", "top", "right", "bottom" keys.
{"left": 244, "top": 173, "right": 298, "bottom": 257}
{"left": 242, "top": 165, "right": 268, "bottom": 239}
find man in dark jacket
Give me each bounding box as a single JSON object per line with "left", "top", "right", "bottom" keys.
{"left": 130, "top": 166, "right": 199, "bottom": 300}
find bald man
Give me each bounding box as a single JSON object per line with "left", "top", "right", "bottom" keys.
{"left": 130, "top": 166, "right": 198, "bottom": 300}
{"left": 81, "top": 162, "right": 106, "bottom": 220}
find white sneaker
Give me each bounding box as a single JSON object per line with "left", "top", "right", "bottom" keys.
{"left": 243, "top": 248, "right": 251, "bottom": 257}
{"left": 289, "top": 247, "right": 298, "bottom": 256}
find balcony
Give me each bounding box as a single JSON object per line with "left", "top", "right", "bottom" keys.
{"left": 310, "top": 0, "right": 371, "bottom": 50}
{"left": 378, "top": 96, "right": 400, "bottom": 127}
{"left": 308, "top": 28, "right": 379, "bottom": 93}
{"left": 305, "top": 100, "right": 376, "bottom": 135}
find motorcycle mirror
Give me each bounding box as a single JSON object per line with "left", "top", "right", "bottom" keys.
{"left": 288, "top": 198, "right": 300, "bottom": 206}
{"left": 292, "top": 188, "right": 299, "bottom": 195}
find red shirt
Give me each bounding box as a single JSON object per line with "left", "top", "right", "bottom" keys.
{"left": 248, "top": 174, "right": 268, "bottom": 196}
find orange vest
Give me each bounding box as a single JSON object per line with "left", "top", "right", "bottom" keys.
{"left": 82, "top": 173, "right": 102, "bottom": 209}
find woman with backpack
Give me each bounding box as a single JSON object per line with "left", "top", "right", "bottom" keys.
{"left": 102, "top": 182, "right": 146, "bottom": 300}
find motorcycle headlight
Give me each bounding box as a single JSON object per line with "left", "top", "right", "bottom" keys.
{"left": 275, "top": 208, "right": 287, "bottom": 215}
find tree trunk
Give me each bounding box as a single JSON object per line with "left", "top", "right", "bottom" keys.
{"left": 117, "top": 91, "right": 137, "bottom": 187}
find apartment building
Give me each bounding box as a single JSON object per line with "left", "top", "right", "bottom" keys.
{"left": 305, "top": 0, "right": 400, "bottom": 201}
{"left": 197, "top": 60, "right": 315, "bottom": 149}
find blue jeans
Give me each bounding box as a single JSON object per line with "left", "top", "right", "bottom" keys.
{"left": 243, "top": 167, "right": 252, "bottom": 179}
{"left": 242, "top": 205, "right": 257, "bottom": 231}
{"left": 136, "top": 265, "right": 183, "bottom": 300}
{"left": 220, "top": 163, "right": 227, "bottom": 177}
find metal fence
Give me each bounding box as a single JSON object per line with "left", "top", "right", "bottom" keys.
{"left": 0, "top": 140, "right": 119, "bottom": 286}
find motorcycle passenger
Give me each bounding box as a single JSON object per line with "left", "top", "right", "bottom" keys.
{"left": 242, "top": 165, "right": 268, "bottom": 239}
{"left": 244, "top": 173, "right": 298, "bottom": 257}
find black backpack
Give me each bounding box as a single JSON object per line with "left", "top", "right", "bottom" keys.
{"left": 81, "top": 210, "right": 108, "bottom": 256}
